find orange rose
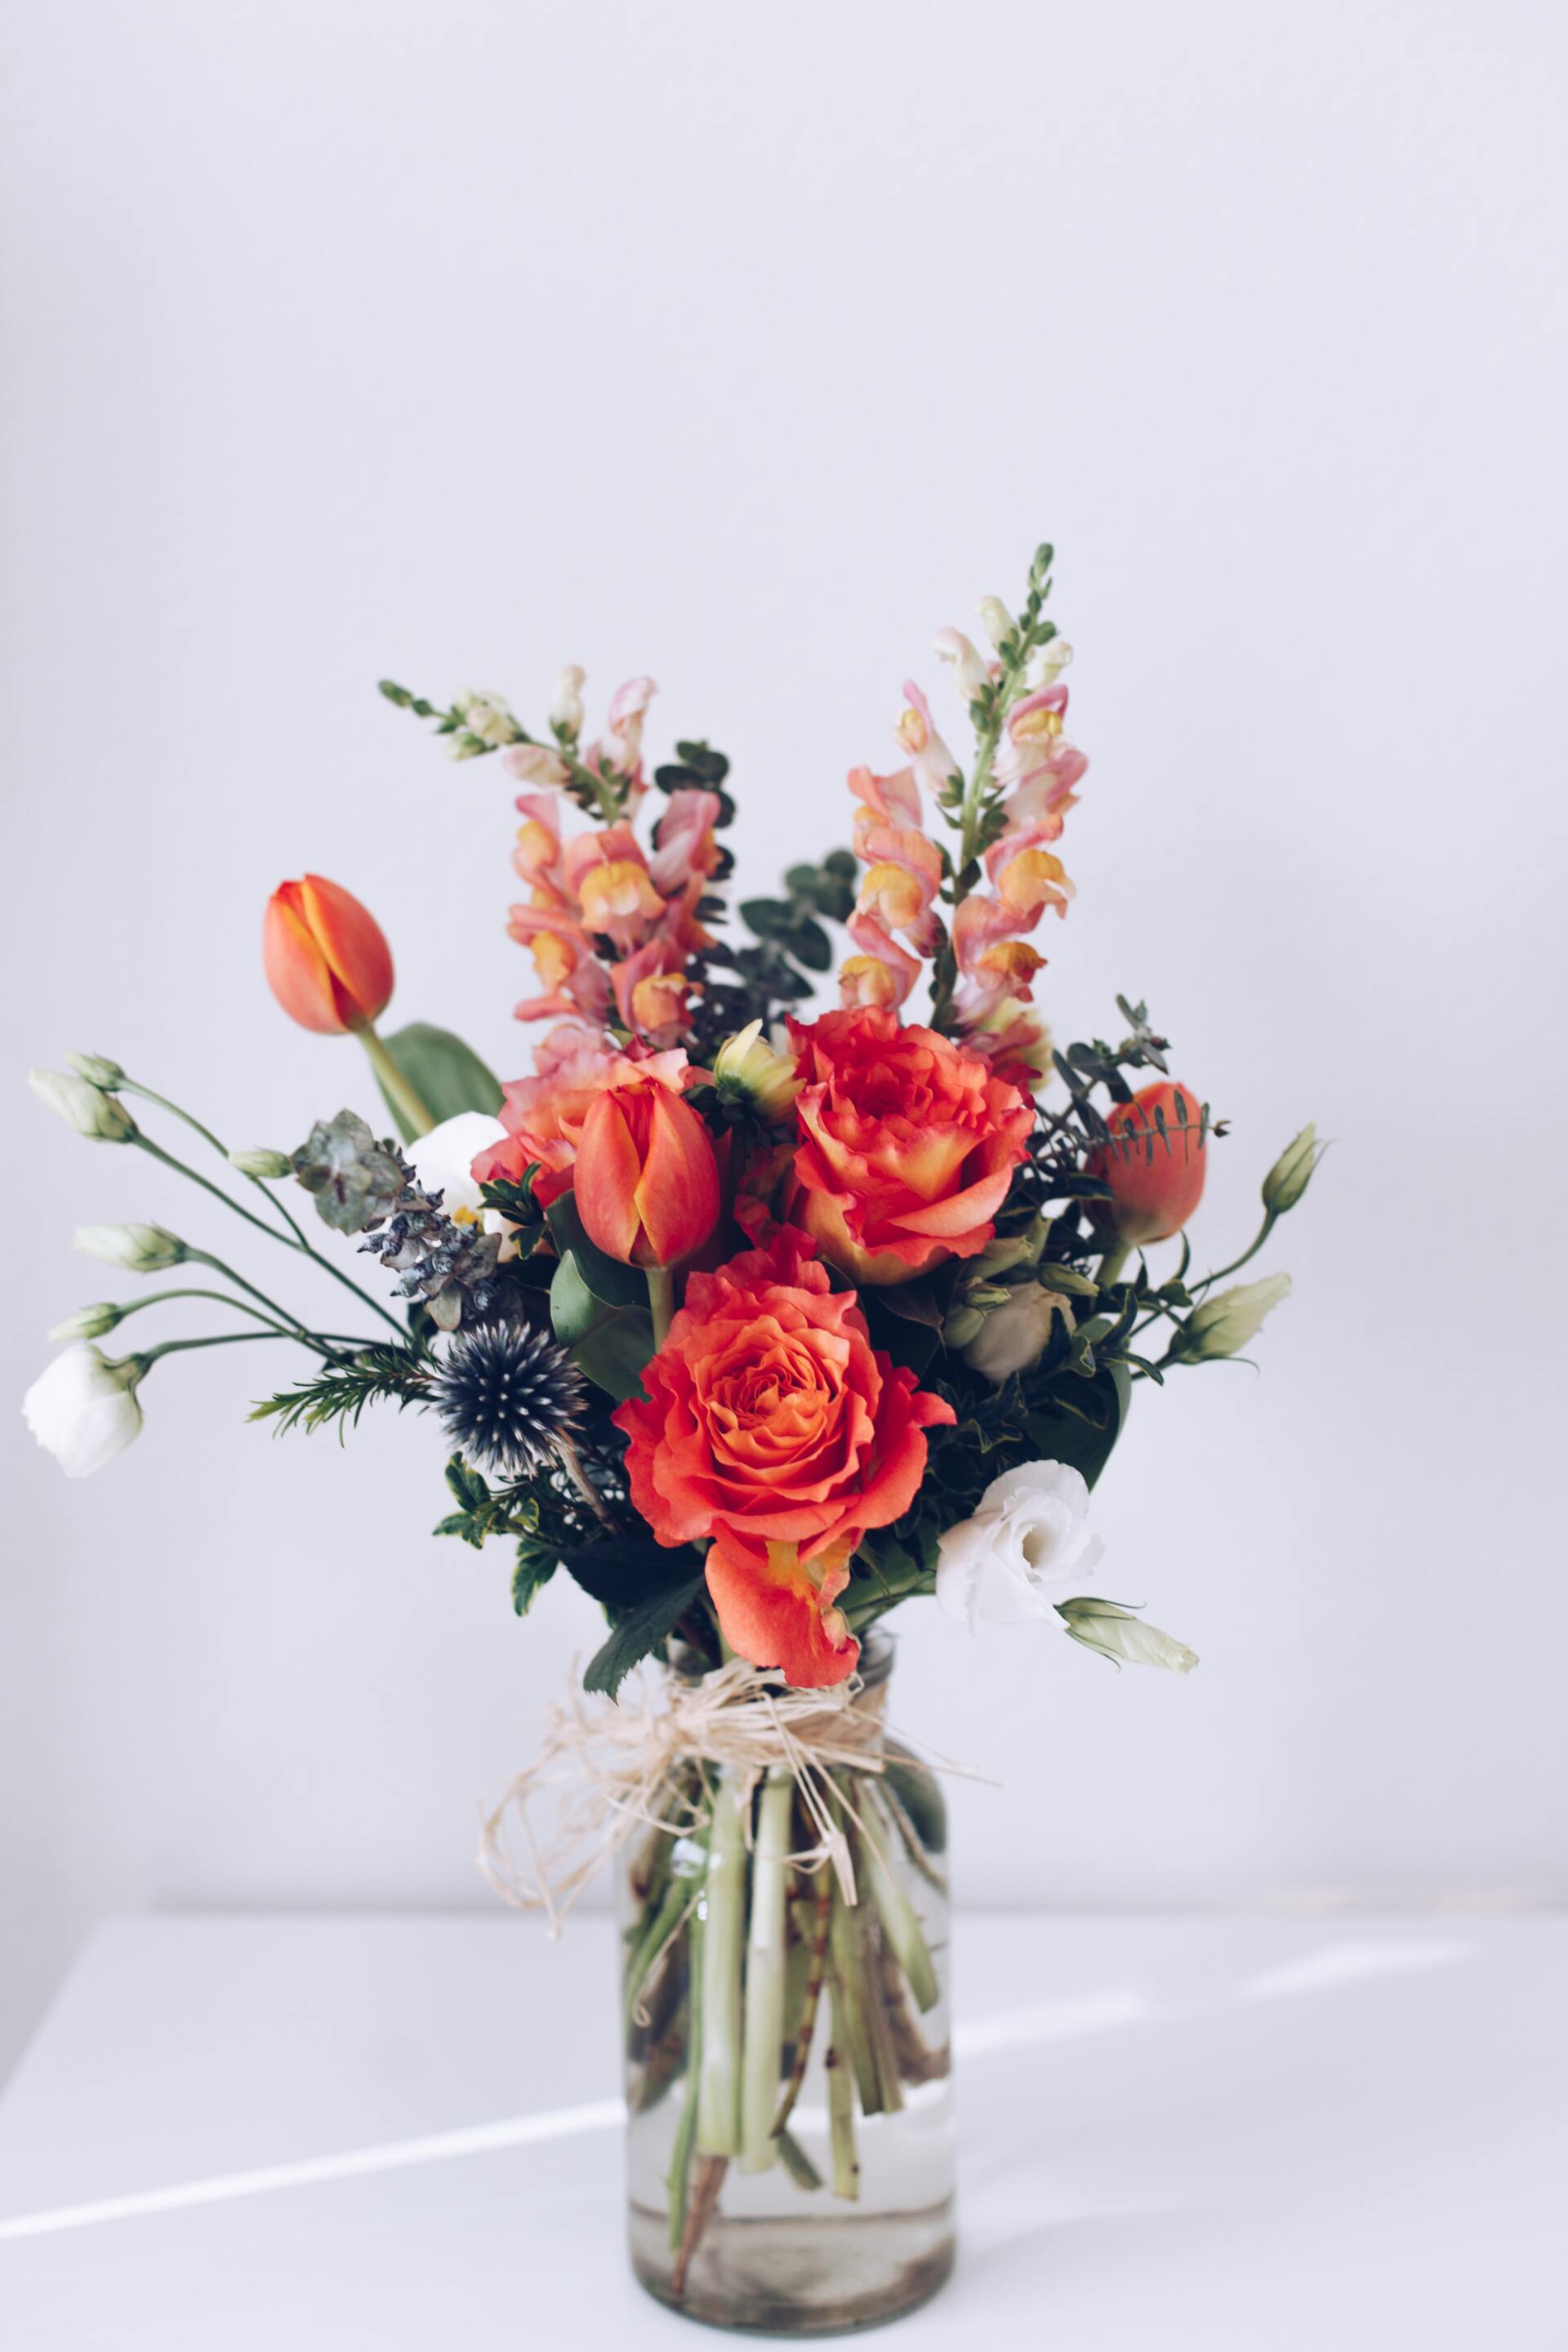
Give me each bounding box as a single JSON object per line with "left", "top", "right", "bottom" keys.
{"left": 1085, "top": 1080, "right": 1206, "bottom": 1245}
{"left": 612, "top": 1226, "right": 955, "bottom": 1686}
{"left": 783, "top": 1008, "right": 1033, "bottom": 1285}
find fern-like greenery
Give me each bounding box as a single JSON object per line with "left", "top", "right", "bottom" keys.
{"left": 250, "top": 1343, "right": 435, "bottom": 1437}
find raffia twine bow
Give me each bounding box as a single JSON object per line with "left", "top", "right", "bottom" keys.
{"left": 479, "top": 1655, "right": 946, "bottom": 1936}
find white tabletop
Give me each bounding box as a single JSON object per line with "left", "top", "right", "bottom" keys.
{"left": 0, "top": 1913, "right": 1561, "bottom": 2348}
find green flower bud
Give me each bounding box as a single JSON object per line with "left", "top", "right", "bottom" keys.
{"left": 49, "top": 1302, "right": 124, "bottom": 1340}
{"left": 228, "top": 1147, "right": 294, "bottom": 1179}
{"left": 65, "top": 1052, "right": 126, "bottom": 1089}
{"left": 29, "top": 1068, "right": 137, "bottom": 1141}
{"left": 713, "top": 1021, "right": 802, "bottom": 1124}
{"left": 1182, "top": 1272, "right": 1292, "bottom": 1361}
{"left": 1058, "top": 1597, "right": 1198, "bottom": 1673}
{"left": 1262, "top": 1124, "right": 1321, "bottom": 1215}
{"left": 74, "top": 1223, "right": 187, "bottom": 1272}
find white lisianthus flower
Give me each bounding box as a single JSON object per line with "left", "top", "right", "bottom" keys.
{"left": 408, "top": 1111, "right": 510, "bottom": 1228}
{"left": 936, "top": 1459, "right": 1104, "bottom": 1629}
{"left": 74, "top": 1223, "right": 185, "bottom": 1272}
{"left": 49, "top": 1303, "right": 123, "bottom": 1340}
{"left": 22, "top": 1345, "right": 143, "bottom": 1477}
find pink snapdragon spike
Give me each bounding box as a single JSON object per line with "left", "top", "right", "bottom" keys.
{"left": 586, "top": 675, "right": 658, "bottom": 811}
{"left": 933, "top": 626, "right": 995, "bottom": 705}
{"left": 501, "top": 742, "right": 572, "bottom": 791}
{"left": 893, "top": 679, "right": 958, "bottom": 796}
{"left": 840, "top": 762, "right": 946, "bottom": 1012}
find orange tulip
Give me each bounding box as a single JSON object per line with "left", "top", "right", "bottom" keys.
{"left": 263, "top": 875, "right": 394, "bottom": 1036}
{"left": 574, "top": 1073, "right": 720, "bottom": 1268}
{"left": 1087, "top": 1080, "right": 1207, "bottom": 1245}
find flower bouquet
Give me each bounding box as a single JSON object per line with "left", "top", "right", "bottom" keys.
{"left": 25, "top": 544, "right": 1316, "bottom": 2332}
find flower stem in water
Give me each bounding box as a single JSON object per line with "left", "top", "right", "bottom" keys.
{"left": 695, "top": 1769, "right": 747, "bottom": 2158}
{"left": 737, "top": 1769, "right": 794, "bottom": 2175}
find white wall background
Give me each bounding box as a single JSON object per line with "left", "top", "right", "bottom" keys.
{"left": 2, "top": 0, "right": 1565, "bottom": 2079}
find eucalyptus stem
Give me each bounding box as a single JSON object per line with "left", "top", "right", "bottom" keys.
{"left": 356, "top": 1022, "right": 434, "bottom": 1140}
{"left": 695, "top": 1771, "right": 748, "bottom": 2158}
{"left": 737, "top": 1771, "right": 794, "bottom": 2175}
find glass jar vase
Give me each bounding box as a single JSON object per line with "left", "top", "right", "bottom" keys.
{"left": 616, "top": 1636, "right": 955, "bottom": 2334}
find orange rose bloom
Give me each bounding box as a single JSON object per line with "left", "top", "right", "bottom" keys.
{"left": 613, "top": 1226, "right": 955, "bottom": 1687}
{"left": 783, "top": 1008, "right": 1033, "bottom": 1285}
{"left": 1085, "top": 1080, "right": 1207, "bottom": 1245}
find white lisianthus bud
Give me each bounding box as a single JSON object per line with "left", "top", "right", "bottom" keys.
{"left": 29, "top": 1068, "right": 137, "bottom": 1142}
{"left": 975, "top": 596, "right": 1013, "bottom": 651}
{"left": 1181, "top": 1272, "right": 1292, "bottom": 1361}
{"left": 550, "top": 664, "right": 586, "bottom": 740}
{"left": 406, "top": 1111, "right": 509, "bottom": 1227}
{"left": 22, "top": 1344, "right": 144, "bottom": 1477}
{"left": 1024, "top": 639, "right": 1073, "bottom": 690}
{"left": 1261, "top": 1125, "right": 1321, "bottom": 1215}
{"left": 936, "top": 1460, "right": 1104, "bottom": 1629}
{"left": 1058, "top": 1597, "right": 1198, "bottom": 1674}
{"left": 228, "top": 1147, "right": 293, "bottom": 1180}
{"left": 713, "top": 1020, "right": 803, "bottom": 1125}
{"left": 49, "top": 1303, "right": 124, "bottom": 1340}
{"left": 961, "top": 1283, "right": 1074, "bottom": 1385}
{"left": 74, "top": 1223, "right": 186, "bottom": 1272}
{"left": 65, "top": 1052, "right": 126, "bottom": 1089}
{"left": 933, "top": 627, "right": 991, "bottom": 702}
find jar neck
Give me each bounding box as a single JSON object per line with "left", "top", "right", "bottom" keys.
{"left": 666, "top": 1628, "right": 896, "bottom": 1701}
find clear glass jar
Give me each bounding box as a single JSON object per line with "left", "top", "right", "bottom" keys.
{"left": 617, "top": 1635, "right": 955, "bottom": 2334}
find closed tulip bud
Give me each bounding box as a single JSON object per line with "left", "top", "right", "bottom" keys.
{"left": 713, "top": 1021, "right": 802, "bottom": 1125}
{"left": 1058, "top": 1597, "right": 1198, "bottom": 1673}
{"left": 1262, "top": 1124, "right": 1321, "bottom": 1216}
{"left": 65, "top": 1052, "right": 126, "bottom": 1089}
{"left": 1180, "top": 1272, "right": 1291, "bottom": 1361}
{"left": 29, "top": 1068, "right": 137, "bottom": 1142}
{"left": 574, "top": 1076, "right": 720, "bottom": 1268}
{"left": 263, "top": 875, "right": 394, "bottom": 1036}
{"left": 1086, "top": 1081, "right": 1207, "bottom": 1245}
{"left": 228, "top": 1147, "right": 293, "bottom": 1179}
{"left": 49, "top": 1302, "right": 124, "bottom": 1340}
{"left": 74, "top": 1223, "right": 186, "bottom": 1272}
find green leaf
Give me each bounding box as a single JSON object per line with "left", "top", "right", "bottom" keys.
{"left": 550, "top": 1253, "right": 655, "bottom": 1400}
{"left": 739, "top": 897, "right": 797, "bottom": 941}
{"left": 553, "top": 1536, "right": 703, "bottom": 1608}
{"left": 783, "top": 916, "right": 833, "bottom": 972}
{"left": 512, "top": 1542, "right": 558, "bottom": 1616}
{"left": 583, "top": 1574, "right": 708, "bottom": 1700}
{"left": 544, "top": 1193, "right": 647, "bottom": 1307}
{"left": 1022, "top": 1358, "right": 1131, "bottom": 1489}
{"left": 375, "top": 1022, "right": 505, "bottom": 1144}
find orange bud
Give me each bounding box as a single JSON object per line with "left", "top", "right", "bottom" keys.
{"left": 574, "top": 1076, "right": 720, "bottom": 1267}
{"left": 1087, "top": 1081, "right": 1207, "bottom": 1245}
{"left": 263, "top": 876, "right": 393, "bottom": 1036}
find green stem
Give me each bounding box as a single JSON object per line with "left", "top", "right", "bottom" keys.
{"left": 113, "top": 1285, "right": 368, "bottom": 1351}
{"left": 186, "top": 1250, "right": 345, "bottom": 1363}
{"left": 695, "top": 1771, "right": 747, "bottom": 2158}
{"left": 825, "top": 1985, "right": 859, "bottom": 2202}
{"left": 1190, "top": 1212, "right": 1278, "bottom": 1294}
{"left": 827, "top": 1884, "right": 888, "bottom": 2116}
{"left": 120, "top": 1080, "right": 312, "bottom": 1249}
{"left": 856, "top": 1796, "right": 940, "bottom": 2014}
{"left": 738, "top": 1771, "right": 794, "bottom": 2176}
{"left": 666, "top": 1907, "right": 704, "bottom": 2251}
{"left": 135, "top": 1135, "right": 292, "bottom": 1250}
{"left": 357, "top": 1021, "right": 435, "bottom": 1140}
{"left": 1096, "top": 1240, "right": 1130, "bottom": 1290}
{"left": 645, "top": 1264, "right": 675, "bottom": 1352}
{"left": 136, "top": 1331, "right": 288, "bottom": 1366}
